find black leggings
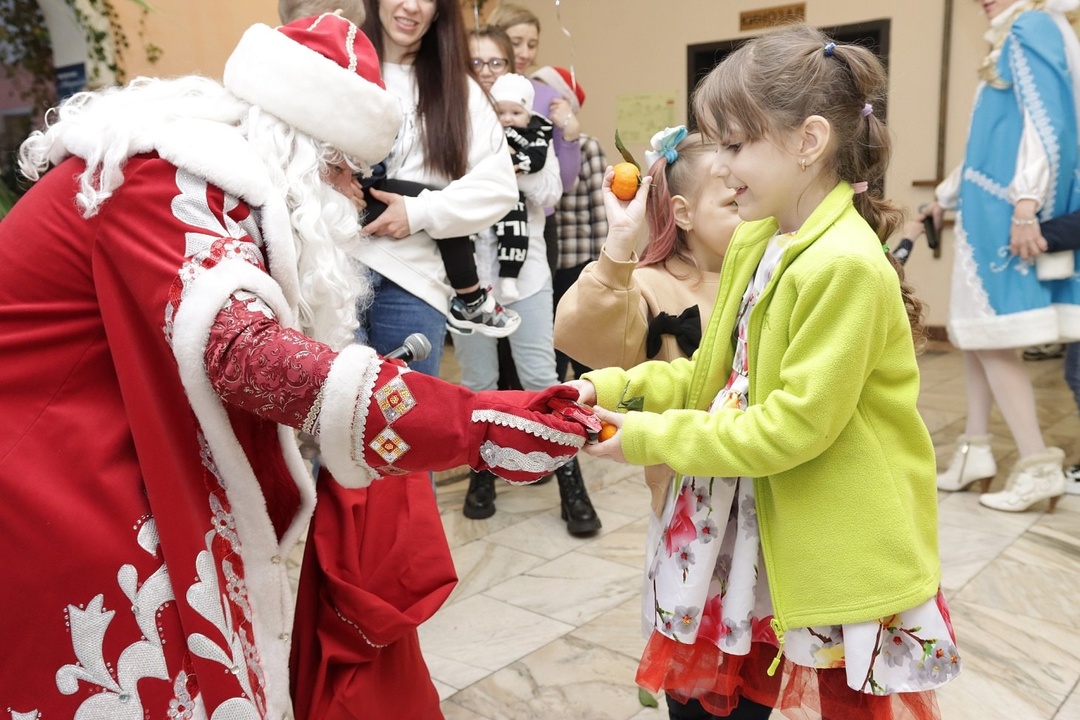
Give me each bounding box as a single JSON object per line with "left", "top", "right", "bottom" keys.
{"left": 363, "top": 178, "right": 477, "bottom": 291}
{"left": 666, "top": 693, "right": 773, "bottom": 720}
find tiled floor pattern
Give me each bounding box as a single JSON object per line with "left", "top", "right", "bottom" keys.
{"left": 294, "top": 343, "right": 1080, "bottom": 719}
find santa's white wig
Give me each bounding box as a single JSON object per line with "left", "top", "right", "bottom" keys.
{"left": 18, "top": 75, "right": 370, "bottom": 350}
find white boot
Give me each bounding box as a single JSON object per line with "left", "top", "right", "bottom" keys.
{"left": 979, "top": 447, "right": 1067, "bottom": 513}
{"left": 937, "top": 434, "right": 996, "bottom": 492}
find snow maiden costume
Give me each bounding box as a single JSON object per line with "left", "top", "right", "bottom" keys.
{"left": 0, "top": 15, "right": 587, "bottom": 719}
{"left": 937, "top": 0, "right": 1080, "bottom": 349}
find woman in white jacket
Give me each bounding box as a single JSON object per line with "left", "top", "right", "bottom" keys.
{"left": 354, "top": 0, "right": 518, "bottom": 376}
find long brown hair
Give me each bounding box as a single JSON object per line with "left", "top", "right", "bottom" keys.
{"left": 692, "top": 23, "right": 925, "bottom": 343}
{"left": 362, "top": 0, "right": 471, "bottom": 179}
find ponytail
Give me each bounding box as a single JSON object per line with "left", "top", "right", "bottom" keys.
{"left": 692, "top": 23, "right": 924, "bottom": 342}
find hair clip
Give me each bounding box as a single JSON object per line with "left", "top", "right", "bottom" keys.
{"left": 851, "top": 181, "right": 869, "bottom": 194}
{"left": 823, "top": 42, "right": 836, "bottom": 57}
{"left": 861, "top": 103, "right": 873, "bottom": 117}
{"left": 643, "top": 125, "right": 689, "bottom": 169}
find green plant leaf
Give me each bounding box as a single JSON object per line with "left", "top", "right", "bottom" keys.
{"left": 614, "top": 130, "right": 640, "bottom": 170}
{"left": 615, "top": 381, "right": 645, "bottom": 413}
{"left": 0, "top": 178, "right": 20, "bottom": 220}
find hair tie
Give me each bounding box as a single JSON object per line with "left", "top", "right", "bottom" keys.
{"left": 851, "top": 181, "right": 869, "bottom": 194}
{"left": 643, "top": 125, "right": 689, "bottom": 169}
{"left": 861, "top": 103, "right": 873, "bottom": 117}
{"left": 823, "top": 42, "right": 836, "bottom": 57}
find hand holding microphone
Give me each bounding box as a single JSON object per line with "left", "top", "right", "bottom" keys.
{"left": 384, "top": 332, "right": 432, "bottom": 365}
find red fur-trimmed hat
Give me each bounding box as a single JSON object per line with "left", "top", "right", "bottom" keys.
{"left": 530, "top": 65, "right": 586, "bottom": 114}
{"left": 224, "top": 13, "right": 402, "bottom": 166}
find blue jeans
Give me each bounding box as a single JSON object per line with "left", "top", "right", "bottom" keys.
{"left": 356, "top": 272, "right": 447, "bottom": 378}
{"left": 451, "top": 282, "right": 557, "bottom": 392}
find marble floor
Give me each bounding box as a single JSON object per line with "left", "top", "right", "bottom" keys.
{"left": 295, "top": 342, "right": 1080, "bottom": 719}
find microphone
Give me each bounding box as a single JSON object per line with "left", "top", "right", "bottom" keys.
{"left": 384, "top": 332, "right": 432, "bottom": 365}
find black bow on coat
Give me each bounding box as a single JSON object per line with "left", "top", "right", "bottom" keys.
{"left": 646, "top": 305, "right": 702, "bottom": 359}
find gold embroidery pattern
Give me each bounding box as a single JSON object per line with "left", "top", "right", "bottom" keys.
{"left": 375, "top": 376, "right": 416, "bottom": 425}
{"left": 373, "top": 464, "right": 411, "bottom": 476}
{"left": 369, "top": 427, "right": 410, "bottom": 465}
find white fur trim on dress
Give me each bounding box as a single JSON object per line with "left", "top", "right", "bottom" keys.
{"left": 154, "top": 119, "right": 272, "bottom": 208}
{"left": 170, "top": 258, "right": 312, "bottom": 720}
{"left": 224, "top": 23, "right": 403, "bottom": 167}
{"left": 317, "top": 343, "right": 384, "bottom": 488}
{"left": 61, "top": 117, "right": 304, "bottom": 313}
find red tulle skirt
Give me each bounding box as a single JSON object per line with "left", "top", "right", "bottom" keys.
{"left": 636, "top": 632, "right": 941, "bottom": 720}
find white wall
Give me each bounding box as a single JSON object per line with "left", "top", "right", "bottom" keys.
{"left": 515, "top": 0, "right": 1005, "bottom": 328}
{"left": 109, "top": 0, "right": 1078, "bottom": 329}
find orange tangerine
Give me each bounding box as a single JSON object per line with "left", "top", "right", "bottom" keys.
{"left": 611, "top": 162, "right": 641, "bottom": 201}
{"left": 598, "top": 421, "right": 618, "bottom": 442}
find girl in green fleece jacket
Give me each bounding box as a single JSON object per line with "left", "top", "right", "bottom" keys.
{"left": 568, "top": 24, "right": 959, "bottom": 720}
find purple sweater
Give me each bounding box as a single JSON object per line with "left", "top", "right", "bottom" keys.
{"left": 531, "top": 79, "right": 581, "bottom": 213}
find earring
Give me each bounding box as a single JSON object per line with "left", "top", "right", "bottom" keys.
{"left": 799, "top": 157, "right": 807, "bottom": 172}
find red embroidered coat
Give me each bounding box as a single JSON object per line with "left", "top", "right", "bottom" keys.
{"left": 0, "top": 131, "right": 585, "bottom": 718}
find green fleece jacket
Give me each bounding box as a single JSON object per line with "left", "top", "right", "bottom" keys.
{"left": 585, "top": 183, "right": 940, "bottom": 640}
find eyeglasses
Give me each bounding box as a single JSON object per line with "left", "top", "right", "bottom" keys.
{"left": 470, "top": 57, "right": 509, "bottom": 72}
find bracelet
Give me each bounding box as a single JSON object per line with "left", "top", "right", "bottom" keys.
{"left": 1011, "top": 216, "right": 1038, "bottom": 226}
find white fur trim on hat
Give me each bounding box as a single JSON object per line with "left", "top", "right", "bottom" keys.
{"left": 530, "top": 65, "right": 584, "bottom": 114}
{"left": 490, "top": 73, "right": 535, "bottom": 111}
{"left": 224, "top": 22, "right": 402, "bottom": 166}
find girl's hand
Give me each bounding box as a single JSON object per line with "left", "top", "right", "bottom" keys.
{"left": 364, "top": 188, "right": 412, "bottom": 239}
{"left": 601, "top": 167, "right": 651, "bottom": 262}
{"left": 561, "top": 379, "right": 596, "bottom": 406}
{"left": 549, "top": 97, "right": 580, "bottom": 141}
{"left": 581, "top": 405, "right": 626, "bottom": 463}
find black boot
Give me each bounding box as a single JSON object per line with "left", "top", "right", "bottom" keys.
{"left": 556, "top": 458, "right": 601, "bottom": 535}
{"left": 463, "top": 469, "right": 496, "bottom": 519}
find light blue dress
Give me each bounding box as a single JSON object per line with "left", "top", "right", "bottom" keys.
{"left": 949, "top": 8, "right": 1080, "bottom": 349}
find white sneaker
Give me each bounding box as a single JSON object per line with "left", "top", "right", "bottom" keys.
{"left": 446, "top": 287, "right": 521, "bottom": 338}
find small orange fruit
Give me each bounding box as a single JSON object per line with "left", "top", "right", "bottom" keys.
{"left": 611, "top": 162, "right": 641, "bottom": 201}
{"left": 598, "top": 421, "right": 618, "bottom": 442}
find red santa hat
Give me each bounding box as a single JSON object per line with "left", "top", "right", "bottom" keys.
{"left": 530, "top": 66, "right": 586, "bottom": 114}
{"left": 224, "top": 13, "right": 402, "bottom": 167}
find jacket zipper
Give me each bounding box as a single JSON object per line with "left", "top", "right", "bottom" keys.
{"left": 767, "top": 617, "right": 787, "bottom": 676}
{"left": 750, "top": 239, "right": 791, "bottom": 679}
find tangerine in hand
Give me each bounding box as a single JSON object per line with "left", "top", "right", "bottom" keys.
{"left": 611, "top": 162, "right": 641, "bottom": 201}
{"left": 598, "top": 421, "right": 618, "bottom": 442}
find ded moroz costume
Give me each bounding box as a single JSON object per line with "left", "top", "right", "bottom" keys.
{"left": 0, "top": 14, "right": 587, "bottom": 718}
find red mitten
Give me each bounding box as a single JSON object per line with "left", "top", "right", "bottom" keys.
{"left": 352, "top": 363, "right": 586, "bottom": 483}
{"left": 469, "top": 384, "right": 589, "bottom": 482}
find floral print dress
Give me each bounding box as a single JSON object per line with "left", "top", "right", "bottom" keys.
{"left": 639, "top": 236, "right": 961, "bottom": 704}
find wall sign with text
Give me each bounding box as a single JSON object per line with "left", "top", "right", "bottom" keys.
{"left": 739, "top": 3, "right": 806, "bottom": 31}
